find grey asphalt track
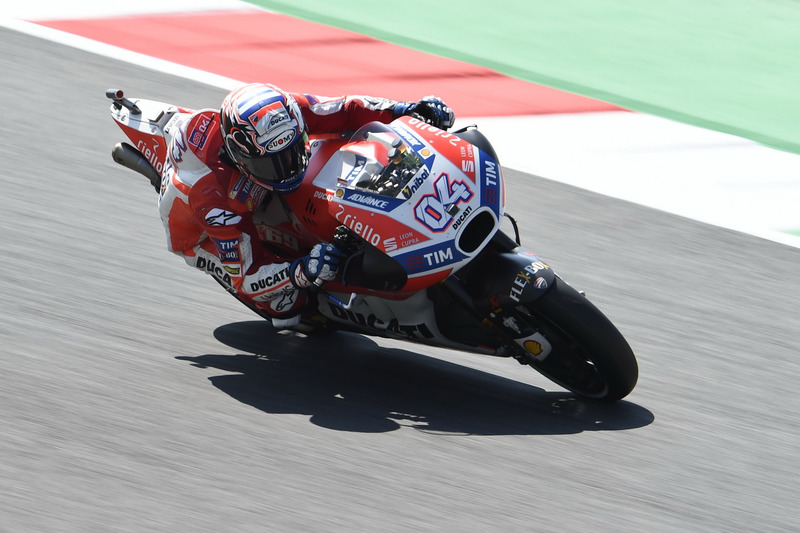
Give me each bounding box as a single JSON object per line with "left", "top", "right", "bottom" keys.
{"left": 2, "top": 27, "right": 799, "bottom": 532}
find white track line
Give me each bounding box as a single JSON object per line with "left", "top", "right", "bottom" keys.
{"left": 1, "top": 0, "right": 253, "bottom": 20}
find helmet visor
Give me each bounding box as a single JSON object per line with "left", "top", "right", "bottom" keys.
{"left": 229, "top": 134, "right": 309, "bottom": 188}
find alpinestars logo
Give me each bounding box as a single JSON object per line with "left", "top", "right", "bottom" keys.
{"left": 205, "top": 208, "right": 242, "bottom": 226}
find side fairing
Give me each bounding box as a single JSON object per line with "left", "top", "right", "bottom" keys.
{"left": 110, "top": 97, "right": 194, "bottom": 178}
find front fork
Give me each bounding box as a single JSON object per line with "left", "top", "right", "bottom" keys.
{"left": 435, "top": 233, "right": 558, "bottom": 360}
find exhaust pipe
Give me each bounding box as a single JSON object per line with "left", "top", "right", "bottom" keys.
{"left": 112, "top": 142, "right": 162, "bottom": 192}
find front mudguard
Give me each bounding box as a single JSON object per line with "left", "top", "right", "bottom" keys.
{"left": 462, "top": 247, "right": 557, "bottom": 314}
{"left": 427, "top": 244, "right": 557, "bottom": 353}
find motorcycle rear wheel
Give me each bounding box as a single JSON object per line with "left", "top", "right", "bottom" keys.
{"left": 513, "top": 277, "right": 638, "bottom": 401}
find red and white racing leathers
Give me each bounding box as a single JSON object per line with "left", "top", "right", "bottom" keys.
{"left": 158, "top": 93, "right": 399, "bottom": 317}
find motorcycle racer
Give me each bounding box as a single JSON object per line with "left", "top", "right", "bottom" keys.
{"left": 158, "top": 82, "right": 454, "bottom": 326}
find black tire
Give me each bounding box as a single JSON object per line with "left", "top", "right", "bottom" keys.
{"left": 514, "top": 277, "right": 638, "bottom": 401}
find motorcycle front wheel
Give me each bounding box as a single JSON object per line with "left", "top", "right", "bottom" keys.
{"left": 513, "top": 277, "right": 638, "bottom": 401}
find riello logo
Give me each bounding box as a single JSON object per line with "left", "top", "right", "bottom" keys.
{"left": 414, "top": 172, "right": 473, "bottom": 232}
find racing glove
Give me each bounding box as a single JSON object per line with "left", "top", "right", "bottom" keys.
{"left": 290, "top": 243, "right": 344, "bottom": 288}
{"left": 394, "top": 96, "right": 455, "bottom": 130}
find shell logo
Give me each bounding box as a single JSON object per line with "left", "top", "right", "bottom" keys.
{"left": 524, "top": 340, "right": 543, "bottom": 356}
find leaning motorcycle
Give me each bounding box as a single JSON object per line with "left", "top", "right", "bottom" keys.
{"left": 106, "top": 89, "right": 638, "bottom": 401}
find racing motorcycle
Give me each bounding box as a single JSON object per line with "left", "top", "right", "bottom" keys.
{"left": 106, "top": 88, "right": 638, "bottom": 401}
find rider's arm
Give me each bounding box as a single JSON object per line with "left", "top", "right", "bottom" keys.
{"left": 292, "top": 93, "right": 399, "bottom": 134}
{"left": 293, "top": 92, "right": 454, "bottom": 133}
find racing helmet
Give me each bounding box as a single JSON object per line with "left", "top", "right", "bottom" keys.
{"left": 220, "top": 83, "right": 310, "bottom": 193}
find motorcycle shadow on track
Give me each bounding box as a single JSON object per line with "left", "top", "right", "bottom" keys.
{"left": 175, "top": 321, "right": 654, "bottom": 435}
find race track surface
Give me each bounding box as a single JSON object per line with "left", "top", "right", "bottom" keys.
{"left": 2, "top": 28, "right": 799, "bottom": 532}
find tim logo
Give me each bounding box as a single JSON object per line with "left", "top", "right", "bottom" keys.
{"left": 414, "top": 172, "right": 473, "bottom": 232}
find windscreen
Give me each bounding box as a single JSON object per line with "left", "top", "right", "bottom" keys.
{"left": 340, "top": 122, "right": 426, "bottom": 198}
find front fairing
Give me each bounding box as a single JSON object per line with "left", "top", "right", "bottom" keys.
{"left": 309, "top": 117, "right": 505, "bottom": 291}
